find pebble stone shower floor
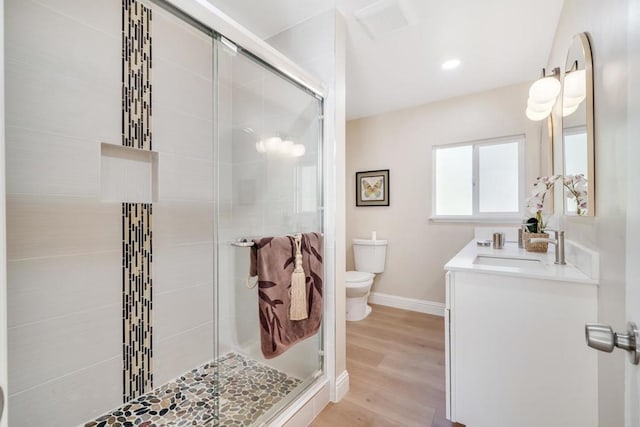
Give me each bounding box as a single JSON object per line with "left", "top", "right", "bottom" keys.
{"left": 85, "top": 353, "right": 301, "bottom": 427}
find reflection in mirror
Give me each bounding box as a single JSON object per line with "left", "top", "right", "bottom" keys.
{"left": 562, "top": 32, "right": 594, "bottom": 216}
{"left": 563, "top": 127, "right": 588, "bottom": 214}
{"left": 541, "top": 115, "right": 554, "bottom": 179}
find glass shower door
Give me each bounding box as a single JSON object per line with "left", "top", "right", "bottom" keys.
{"left": 215, "top": 38, "right": 324, "bottom": 425}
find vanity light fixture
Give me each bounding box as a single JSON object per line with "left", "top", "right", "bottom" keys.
{"left": 563, "top": 68, "right": 586, "bottom": 117}
{"left": 441, "top": 59, "right": 461, "bottom": 70}
{"left": 526, "top": 67, "right": 560, "bottom": 121}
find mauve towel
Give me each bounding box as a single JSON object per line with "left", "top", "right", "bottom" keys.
{"left": 249, "top": 232, "right": 323, "bottom": 359}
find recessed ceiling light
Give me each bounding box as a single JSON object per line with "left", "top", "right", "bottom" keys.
{"left": 441, "top": 59, "right": 461, "bottom": 70}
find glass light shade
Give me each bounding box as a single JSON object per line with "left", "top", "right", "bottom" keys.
{"left": 291, "top": 144, "right": 306, "bottom": 157}
{"left": 563, "top": 93, "right": 586, "bottom": 108}
{"left": 527, "top": 97, "right": 555, "bottom": 113}
{"left": 526, "top": 106, "right": 551, "bottom": 121}
{"left": 279, "top": 139, "right": 294, "bottom": 155}
{"left": 564, "top": 69, "right": 586, "bottom": 99}
{"left": 563, "top": 103, "right": 580, "bottom": 117}
{"left": 528, "top": 76, "right": 561, "bottom": 104}
{"left": 263, "top": 136, "right": 282, "bottom": 152}
{"left": 255, "top": 140, "right": 266, "bottom": 153}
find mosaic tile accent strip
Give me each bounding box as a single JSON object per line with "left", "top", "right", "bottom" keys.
{"left": 123, "top": 202, "right": 153, "bottom": 402}
{"left": 122, "top": 0, "right": 152, "bottom": 150}
{"left": 85, "top": 353, "right": 301, "bottom": 427}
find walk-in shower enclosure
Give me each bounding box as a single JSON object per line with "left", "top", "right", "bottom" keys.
{"left": 4, "top": 0, "right": 326, "bottom": 424}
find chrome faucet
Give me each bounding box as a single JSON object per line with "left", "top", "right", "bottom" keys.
{"left": 528, "top": 229, "right": 566, "bottom": 265}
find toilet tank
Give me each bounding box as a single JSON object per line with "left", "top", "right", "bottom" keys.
{"left": 352, "top": 239, "right": 388, "bottom": 273}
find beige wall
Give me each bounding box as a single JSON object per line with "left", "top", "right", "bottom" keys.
{"left": 547, "top": 1, "right": 630, "bottom": 426}
{"left": 346, "top": 82, "right": 542, "bottom": 303}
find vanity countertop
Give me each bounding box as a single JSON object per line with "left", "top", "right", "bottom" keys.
{"left": 445, "top": 240, "right": 598, "bottom": 285}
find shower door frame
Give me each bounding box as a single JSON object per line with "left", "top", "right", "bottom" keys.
{"left": 157, "top": 0, "right": 337, "bottom": 418}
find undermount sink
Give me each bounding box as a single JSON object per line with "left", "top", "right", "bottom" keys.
{"left": 474, "top": 255, "right": 542, "bottom": 268}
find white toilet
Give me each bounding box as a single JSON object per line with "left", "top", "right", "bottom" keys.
{"left": 345, "top": 238, "right": 388, "bottom": 321}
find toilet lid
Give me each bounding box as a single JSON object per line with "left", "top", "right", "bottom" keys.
{"left": 346, "top": 271, "right": 374, "bottom": 283}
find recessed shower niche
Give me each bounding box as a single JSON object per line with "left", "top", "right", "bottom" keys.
{"left": 100, "top": 143, "right": 158, "bottom": 203}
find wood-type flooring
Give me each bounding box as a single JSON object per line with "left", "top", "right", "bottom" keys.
{"left": 312, "top": 304, "right": 461, "bottom": 427}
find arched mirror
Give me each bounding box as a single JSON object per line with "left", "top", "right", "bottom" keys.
{"left": 561, "top": 32, "right": 595, "bottom": 216}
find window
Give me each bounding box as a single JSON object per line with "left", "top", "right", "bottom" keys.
{"left": 432, "top": 135, "right": 524, "bottom": 220}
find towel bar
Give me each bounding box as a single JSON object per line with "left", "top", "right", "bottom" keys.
{"left": 231, "top": 238, "right": 254, "bottom": 247}
{"left": 231, "top": 233, "right": 322, "bottom": 247}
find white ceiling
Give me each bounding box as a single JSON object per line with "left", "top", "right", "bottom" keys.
{"left": 206, "top": 0, "right": 565, "bottom": 120}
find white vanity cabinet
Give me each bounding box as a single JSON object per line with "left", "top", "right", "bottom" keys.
{"left": 444, "top": 243, "right": 598, "bottom": 427}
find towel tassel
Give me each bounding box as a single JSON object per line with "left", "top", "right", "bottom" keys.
{"left": 290, "top": 234, "right": 308, "bottom": 320}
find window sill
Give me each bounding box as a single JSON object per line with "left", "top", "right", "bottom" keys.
{"left": 429, "top": 215, "right": 523, "bottom": 224}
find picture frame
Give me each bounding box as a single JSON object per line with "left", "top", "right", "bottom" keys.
{"left": 356, "top": 169, "right": 390, "bottom": 206}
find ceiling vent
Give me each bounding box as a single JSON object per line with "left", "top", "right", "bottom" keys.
{"left": 354, "top": 0, "right": 415, "bottom": 39}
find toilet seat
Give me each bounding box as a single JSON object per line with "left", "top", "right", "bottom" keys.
{"left": 345, "top": 271, "right": 374, "bottom": 284}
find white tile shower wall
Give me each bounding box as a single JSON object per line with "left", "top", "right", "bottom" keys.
{"left": 5, "top": 0, "right": 120, "bottom": 145}
{"left": 154, "top": 282, "right": 214, "bottom": 340}
{"left": 154, "top": 57, "right": 213, "bottom": 122}
{"left": 5, "top": 0, "right": 215, "bottom": 425}
{"left": 217, "top": 244, "right": 236, "bottom": 356}
{"left": 5, "top": 0, "right": 120, "bottom": 90}
{"left": 156, "top": 152, "right": 214, "bottom": 202}
{"left": 5, "top": 66, "right": 120, "bottom": 144}
{"left": 18, "top": 0, "right": 121, "bottom": 38}
{"left": 153, "top": 6, "right": 212, "bottom": 80}
{"left": 9, "top": 357, "right": 122, "bottom": 427}
{"left": 217, "top": 83, "right": 234, "bottom": 167}
{"left": 6, "top": 126, "right": 100, "bottom": 197}
{"left": 9, "top": 303, "right": 121, "bottom": 394}
{"left": 153, "top": 243, "right": 214, "bottom": 293}
{"left": 150, "top": 3, "right": 216, "bottom": 388}
{"left": 154, "top": 322, "right": 214, "bottom": 386}
{"left": 6, "top": 195, "right": 121, "bottom": 260}
{"left": 7, "top": 251, "right": 121, "bottom": 327}
{"left": 153, "top": 105, "right": 214, "bottom": 159}
{"left": 153, "top": 202, "right": 214, "bottom": 247}
{"left": 218, "top": 162, "right": 234, "bottom": 212}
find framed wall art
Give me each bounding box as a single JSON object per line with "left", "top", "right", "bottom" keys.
{"left": 356, "top": 169, "right": 389, "bottom": 206}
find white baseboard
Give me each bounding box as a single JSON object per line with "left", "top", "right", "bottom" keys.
{"left": 368, "top": 292, "right": 445, "bottom": 316}
{"left": 334, "top": 370, "right": 349, "bottom": 402}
